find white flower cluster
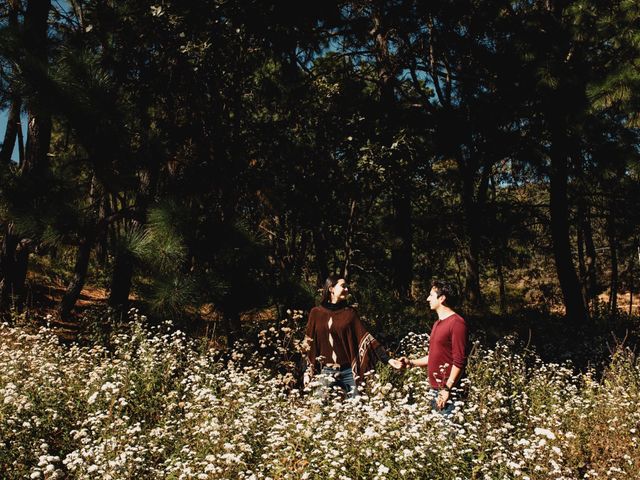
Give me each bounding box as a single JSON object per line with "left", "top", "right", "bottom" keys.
{"left": 0, "top": 318, "right": 638, "bottom": 479}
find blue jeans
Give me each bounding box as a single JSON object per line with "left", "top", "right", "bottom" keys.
{"left": 429, "top": 388, "right": 456, "bottom": 416}
{"left": 317, "top": 366, "right": 359, "bottom": 399}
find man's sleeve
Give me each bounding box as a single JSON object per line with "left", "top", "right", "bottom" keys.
{"left": 451, "top": 318, "right": 469, "bottom": 369}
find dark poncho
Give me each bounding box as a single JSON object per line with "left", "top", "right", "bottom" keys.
{"left": 304, "top": 303, "right": 388, "bottom": 384}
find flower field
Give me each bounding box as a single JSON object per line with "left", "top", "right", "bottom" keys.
{"left": 1, "top": 312, "right": 638, "bottom": 479}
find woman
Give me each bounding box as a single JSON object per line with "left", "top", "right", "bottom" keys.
{"left": 303, "top": 274, "right": 402, "bottom": 398}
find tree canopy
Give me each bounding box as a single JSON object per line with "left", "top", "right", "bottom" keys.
{"left": 1, "top": 0, "right": 639, "bottom": 334}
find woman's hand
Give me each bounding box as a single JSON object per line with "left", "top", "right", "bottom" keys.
{"left": 388, "top": 358, "right": 404, "bottom": 370}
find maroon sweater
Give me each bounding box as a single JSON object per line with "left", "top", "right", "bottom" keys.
{"left": 427, "top": 313, "right": 468, "bottom": 389}
{"left": 304, "top": 304, "right": 385, "bottom": 382}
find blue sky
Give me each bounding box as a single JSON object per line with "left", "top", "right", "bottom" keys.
{"left": 0, "top": 109, "right": 27, "bottom": 163}
{"left": 0, "top": 0, "right": 72, "bottom": 163}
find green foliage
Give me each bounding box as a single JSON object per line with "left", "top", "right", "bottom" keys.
{"left": 140, "top": 203, "right": 188, "bottom": 273}
{"left": 1, "top": 0, "right": 640, "bottom": 327}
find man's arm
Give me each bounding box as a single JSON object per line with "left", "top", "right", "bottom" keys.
{"left": 397, "top": 355, "right": 428, "bottom": 368}
{"left": 436, "top": 364, "right": 462, "bottom": 409}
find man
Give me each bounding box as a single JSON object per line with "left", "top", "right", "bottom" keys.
{"left": 397, "top": 280, "right": 469, "bottom": 414}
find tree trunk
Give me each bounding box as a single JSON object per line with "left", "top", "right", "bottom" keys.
{"left": 548, "top": 125, "right": 588, "bottom": 323}
{"left": 108, "top": 250, "right": 134, "bottom": 315}
{"left": 12, "top": 241, "right": 30, "bottom": 308}
{"left": 22, "top": 0, "right": 52, "bottom": 175}
{"left": 222, "top": 309, "right": 242, "bottom": 347}
{"left": 606, "top": 205, "right": 618, "bottom": 316}
{"left": 1, "top": 0, "right": 21, "bottom": 165}
{"left": 582, "top": 206, "right": 598, "bottom": 309}
{"left": 496, "top": 248, "right": 507, "bottom": 315}
{"left": 107, "top": 143, "right": 156, "bottom": 315}
{"left": 577, "top": 218, "right": 587, "bottom": 305}
{"left": 7, "top": 0, "right": 54, "bottom": 309}
{"left": 632, "top": 244, "right": 640, "bottom": 316}
{"left": 16, "top": 115, "right": 25, "bottom": 165}
{"left": 371, "top": 5, "right": 413, "bottom": 299}
{"left": 58, "top": 236, "right": 94, "bottom": 320}
{"left": 313, "top": 227, "right": 330, "bottom": 286}
{"left": 0, "top": 226, "right": 19, "bottom": 310}
{"left": 391, "top": 187, "right": 413, "bottom": 299}
{"left": 95, "top": 197, "right": 111, "bottom": 266}
{"left": 460, "top": 166, "right": 483, "bottom": 309}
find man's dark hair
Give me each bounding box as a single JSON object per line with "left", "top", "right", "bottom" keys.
{"left": 431, "top": 280, "right": 459, "bottom": 308}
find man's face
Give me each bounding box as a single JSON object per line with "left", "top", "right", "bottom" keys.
{"left": 427, "top": 287, "right": 444, "bottom": 310}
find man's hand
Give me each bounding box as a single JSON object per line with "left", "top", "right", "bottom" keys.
{"left": 436, "top": 388, "right": 450, "bottom": 410}
{"left": 398, "top": 356, "right": 411, "bottom": 369}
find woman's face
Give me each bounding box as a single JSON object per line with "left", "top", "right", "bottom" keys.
{"left": 331, "top": 279, "right": 348, "bottom": 302}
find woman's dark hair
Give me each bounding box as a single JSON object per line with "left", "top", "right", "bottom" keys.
{"left": 321, "top": 274, "right": 343, "bottom": 304}
{"left": 431, "top": 279, "right": 459, "bottom": 308}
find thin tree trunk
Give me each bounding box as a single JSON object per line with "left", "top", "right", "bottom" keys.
{"left": 0, "top": 225, "right": 19, "bottom": 310}
{"left": 633, "top": 244, "right": 640, "bottom": 316}
{"left": 548, "top": 123, "right": 588, "bottom": 323}
{"left": 343, "top": 200, "right": 357, "bottom": 279}
{"left": 489, "top": 175, "right": 506, "bottom": 314}
{"left": 391, "top": 188, "right": 413, "bottom": 299}
{"left": 577, "top": 220, "right": 587, "bottom": 305}
{"left": 496, "top": 248, "right": 507, "bottom": 315}
{"left": 607, "top": 205, "right": 618, "bottom": 316}
{"left": 58, "top": 235, "right": 94, "bottom": 320}
{"left": 16, "top": 116, "right": 25, "bottom": 165}
{"left": 58, "top": 175, "right": 103, "bottom": 319}
{"left": 313, "top": 227, "right": 329, "bottom": 286}
{"left": 95, "top": 197, "right": 110, "bottom": 266}
{"left": 108, "top": 249, "right": 134, "bottom": 315}
{"left": 12, "top": 240, "right": 30, "bottom": 308}
{"left": 460, "top": 167, "right": 483, "bottom": 309}
{"left": 582, "top": 207, "right": 597, "bottom": 309}
{"left": 107, "top": 127, "right": 157, "bottom": 313}
{"left": 222, "top": 309, "right": 242, "bottom": 347}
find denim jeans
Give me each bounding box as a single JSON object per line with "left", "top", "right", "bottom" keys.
{"left": 429, "top": 388, "right": 456, "bottom": 416}
{"left": 317, "top": 366, "right": 359, "bottom": 399}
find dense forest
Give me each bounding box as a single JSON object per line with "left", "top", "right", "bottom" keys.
{"left": 1, "top": 0, "right": 640, "bottom": 339}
